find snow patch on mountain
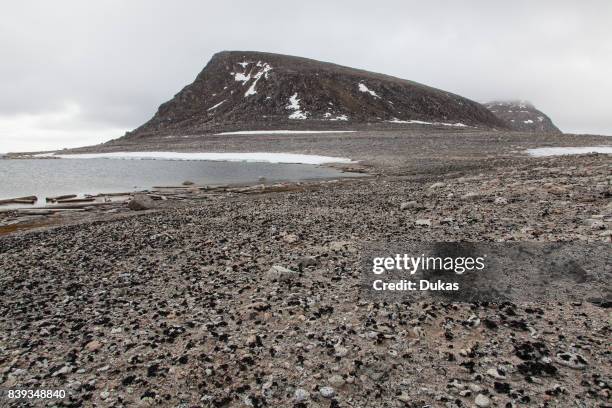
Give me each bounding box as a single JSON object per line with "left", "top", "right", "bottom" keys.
{"left": 285, "top": 93, "right": 309, "bottom": 120}
{"left": 207, "top": 100, "right": 226, "bottom": 111}
{"left": 358, "top": 83, "right": 380, "bottom": 98}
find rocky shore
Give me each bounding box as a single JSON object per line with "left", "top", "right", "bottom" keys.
{"left": 1, "top": 130, "right": 611, "bottom": 407}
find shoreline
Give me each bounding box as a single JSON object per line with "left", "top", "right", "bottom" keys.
{"left": 1, "top": 130, "right": 611, "bottom": 407}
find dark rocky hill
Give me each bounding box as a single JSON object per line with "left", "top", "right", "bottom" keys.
{"left": 122, "top": 51, "right": 508, "bottom": 139}
{"left": 484, "top": 101, "right": 561, "bottom": 133}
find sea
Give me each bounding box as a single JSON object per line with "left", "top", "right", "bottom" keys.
{"left": 0, "top": 156, "right": 360, "bottom": 206}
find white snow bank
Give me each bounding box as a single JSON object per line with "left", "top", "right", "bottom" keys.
{"left": 387, "top": 118, "right": 468, "bottom": 127}
{"left": 526, "top": 146, "right": 612, "bottom": 157}
{"left": 38, "top": 151, "right": 354, "bottom": 164}
{"left": 216, "top": 130, "right": 356, "bottom": 135}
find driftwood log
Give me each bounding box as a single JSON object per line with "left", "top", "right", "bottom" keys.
{"left": 46, "top": 194, "right": 77, "bottom": 202}
{"left": 0, "top": 196, "right": 37, "bottom": 205}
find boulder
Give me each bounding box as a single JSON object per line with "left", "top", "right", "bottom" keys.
{"left": 128, "top": 195, "right": 155, "bottom": 211}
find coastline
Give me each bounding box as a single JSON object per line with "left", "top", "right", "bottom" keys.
{"left": 1, "top": 129, "right": 611, "bottom": 406}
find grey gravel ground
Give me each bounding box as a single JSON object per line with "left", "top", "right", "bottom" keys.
{"left": 1, "top": 129, "right": 611, "bottom": 407}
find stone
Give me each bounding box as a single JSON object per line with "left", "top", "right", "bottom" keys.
{"left": 486, "top": 367, "right": 506, "bottom": 379}
{"left": 555, "top": 352, "right": 588, "bottom": 369}
{"left": 319, "top": 386, "right": 335, "bottom": 398}
{"left": 475, "top": 394, "right": 491, "bottom": 407}
{"left": 128, "top": 195, "right": 155, "bottom": 211}
{"left": 461, "top": 192, "right": 483, "bottom": 201}
{"left": 266, "top": 265, "right": 298, "bottom": 282}
{"left": 328, "top": 374, "right": 345, "bottom": 387}
{"left": 298, "top": 256, "right": 318, "bottom": 269}
{"left": 469, "top": 384, "right": 482, "bottom": 393}
{"left": 294, "top": 388, "right": 310, "bottom": 402}
{"left": 400, "top": 201, "right": 418, "bottom": 210}
{"left": 100, "top": 391, "right": 110, "bottom": 400}
{"left": 494, "top": 197, "right": 508, "bottom": 205}
{"left": 397, "top": 392, "right": 411, "bottom": 402}
{"left": 52, "top": 366, "right": 72, "bottom": 376}
{"left": 415, "top": 219, "right": 431, "bottom": 227}
{"left": 429, "top": 182, "right": 446, "bottom": 189}
{"left": 334, "top": 345, "right": 349, "bottom": 357}
{"left": 85, "top": 340, "right": 102, "bottom": 352}
{"left": 282, "top": 233, "right": 299, "bottom": 243}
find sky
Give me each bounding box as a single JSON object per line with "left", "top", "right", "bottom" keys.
{"left": 1, "top": 1, "right": 611, "bottom": 152}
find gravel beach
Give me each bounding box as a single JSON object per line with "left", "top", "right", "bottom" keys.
{"left": 1, "top": 129, "right": 611, "bottom": 407}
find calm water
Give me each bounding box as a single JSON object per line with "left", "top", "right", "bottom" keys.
{"left": 0, "top": 159, "right": 357, "bottom": 205}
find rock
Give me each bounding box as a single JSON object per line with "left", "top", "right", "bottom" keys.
{"left": 328, "top": 374, "right": 345, "bottom": 387}
{"left": 85, "top": 340, "right": 102, "bottom": 352}
{"left": 128, "top": 195, "right": 155, "bottom": 211}
{"left": 334, "top": 345, "right": 349, "bottom": 357}
{"left": 415, "top": 219, "right": 431, "bottom": 227}
{"left": 294, "top": 388, "right": 310, "bottom": 402}
{"left": 52, "top": 365, "right": 72, "bottom": 376}
{"left": 319, "top": 386, "right": 335, "bottom": 398}
{"left": 429, "top": 182, "right": 446, "bottom": 189}
{"left": 494, "top": 197, "right": 508, "bottom": 205}
{"left": 245, "top": 335, "right": 261, "bottom": 347}
{"left": 282, "top": 233, "right": 299, "bottom": 243}
{"left": 397, "top": 392, "right": 411, "bottom": 402}
{"left": 266, "top": 265, "right": 298, "bottom": 282}
{"left": 461, "top": 192, "right": 482, "bottom": 201}
{"left": 556, "top": 352, "right": 588, "bottom": 369}
{"left": 182, "top": 180, "right": 195, "bottom": 186}
{"left": 469, "top": 384, "right": 482, "bottom": 393}
{"left": 400, "top": 201, "right": 418, "bottom": 210}
{"left": 486, "top": 367, "right": 506, "bottom": 379}
{"left": 298, "top": 256, "right": 318, "bottom": 269}
{"left": 100, "top": 391, "right": 110, "bottom": 400}
{"left": 475, "top": 393, "right": 491, "bottom": 407}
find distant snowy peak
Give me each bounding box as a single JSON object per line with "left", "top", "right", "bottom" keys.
{"left": 124, "top": 51, "right": 508, "bottom": 138}
{"left": 484, "top": 100, "right": 561, "bottom": 133}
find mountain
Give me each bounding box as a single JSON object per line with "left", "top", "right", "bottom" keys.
{"left": 122, "top": 51, "right": 508, "bottom": 139}
{"left": 484, "top": 101, "right": 561, "bottom": 133}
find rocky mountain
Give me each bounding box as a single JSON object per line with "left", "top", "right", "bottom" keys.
{"left": 484, "top": 101, "right": 561, "bottom": 133}
{"left": 123, "top": 51, "right": 508, "bottom": 139}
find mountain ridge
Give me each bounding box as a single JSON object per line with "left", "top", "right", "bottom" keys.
{"left": 121, "top": 51, "right": 509, "bottom": 139}
{"left": 484, "top": 100, "right": 561, "bottom": 133}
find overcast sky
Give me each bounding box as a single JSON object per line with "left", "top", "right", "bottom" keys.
{"left": 1, "top": 1, "right": 611, "bottom": 152}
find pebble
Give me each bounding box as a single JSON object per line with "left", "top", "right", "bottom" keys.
{"left": 85, "top": 340, "right": 102, "bottom": 352}
{"left": 475, "top": 393, "right": 491, "bottom": 407}
{"left": 328, "top": 374, "right": 345, "bottom": 387}
{"left": 415, "top": 218, "right": 432, "bottom": 227}
{"left": 494, "top": 196, "right": 508, "bottom": 205}
{"left": 429, "top": 182, "right": 446, "bottom": 189}
{"left": 400, "top": 201, "right": 418, "bottom": 210}
{"left": 294, "top": 388, "right": 310, "bottom": 402}
{"left": 319, "top": 386, "right": 335, "bottom": 398}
